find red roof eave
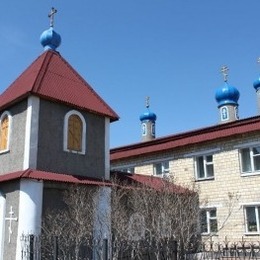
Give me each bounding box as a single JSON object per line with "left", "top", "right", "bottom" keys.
{"left": 110, "top": 116, "right": 260, "bottom": 161}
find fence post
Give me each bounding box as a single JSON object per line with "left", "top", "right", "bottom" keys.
{"left": 172, "top": 240, "right": 177, "bottom": 260}
{"left": 103, "top": 238, "right": 108, "bottom": 260}
{"left": 53, "top": 236, "right": 58, "bottom": 260}
{"left": 29, "top": 234, "right": 34, "bottom": 260}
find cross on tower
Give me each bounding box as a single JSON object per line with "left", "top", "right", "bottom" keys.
{"left": 221, "top": 65, "right": 229, "bottom": 82}
{"left": 48, "top": 7, "right": 57, "bottom": 27}
{"left": 145, "top": 96, "right": 150, "bottom": 108}
{"left": 5, "top": 206, "right": 18, "bottom": 243}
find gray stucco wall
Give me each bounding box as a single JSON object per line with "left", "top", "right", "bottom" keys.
{"left": 0, "top": 181, "right": 20, "bottom": 260}
{"left": 37, "top": 100, "right": 106, "bottom": 179}
{"left": 0, "top": 101, "right": 27, "bottom": 174}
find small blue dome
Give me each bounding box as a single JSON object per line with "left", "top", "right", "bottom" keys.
{"left": 253, "top": 77, "right": 260, "bottom": 91}
{"left": 40, "top": 27, "right": 61, "bottom": 51}
{"left": 215, "top": 82, "right": 240, "bottom": 108}
{"left": 140, "top": 110, "right": 157, "bottom": 121}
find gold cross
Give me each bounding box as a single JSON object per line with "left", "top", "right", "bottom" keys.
{"left": 48, "top": 7, "right": 57, "bottom": 27}
{"left": 145, "top": 96, "right": 150, "bottom": 108}
{"left": 220, "top": 65, "right": 229, "bottom": 82}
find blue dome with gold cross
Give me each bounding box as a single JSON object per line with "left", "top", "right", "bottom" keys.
{"left": 215, "top": 82, "right": 240, "bottom": 108}
{"left": 140, "top": 110, "right": 157, "bottom": 121}
{"left": 215, "top": 66, "right": 240, "bottom": 108}
{"left": 40, "top": 7, "right": 61, "bottom": 51}
{"left": 140, "top": 97, "right": 157, "bottom": 121}
{"left": 40, "top": 27, "right": 61, "bottom": 51}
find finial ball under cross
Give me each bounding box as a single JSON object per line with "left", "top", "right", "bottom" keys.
{"left": 48, "top": 7, "right": 57, "bottom": 27}
{"left": 221, "top": 65, "right": 229, "bottom": 82}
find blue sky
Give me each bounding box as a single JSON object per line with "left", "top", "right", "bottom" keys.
{"left": 1, "top": 1, "right": 260, "bottom": 148}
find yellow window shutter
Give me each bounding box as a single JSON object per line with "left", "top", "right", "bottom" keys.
{"left": 0, "top": 116, "right": 9, "bottom": 150}
{"left": 67, "top": 115, "right": 83, "bottom": 152}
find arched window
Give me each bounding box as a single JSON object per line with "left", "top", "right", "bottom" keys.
{"left": 64, "top": 110, "right": 86, "bottom": 154}
{"left": 0, "top": 112, "right": 11, "bottom": 152}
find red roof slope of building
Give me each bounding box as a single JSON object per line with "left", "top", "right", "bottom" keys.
{"left": 0, "top": 169, "right": 110, "bottom": 186}
{"left": 0, "top": 169, "right": 189, "bottom": 194}
{"left": 111, "top": 171, "right": 191, "bottom": 194}
{"left": 0, "top": 50, "right": 119, "bottom": 121}
{"left": 110, "top": 115, "right": 260, "bottom": 160}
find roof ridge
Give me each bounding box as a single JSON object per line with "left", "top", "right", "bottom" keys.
{"left": 32, "top": 51, "right": 56, "bottom": 93}
{"left": 58, "top": 54, "right": 119, "bottom": 119}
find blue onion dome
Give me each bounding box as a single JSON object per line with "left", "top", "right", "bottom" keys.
{"left": 253, "top": 77, "right": 260, "bottom": 91}
{"left": 140, "top": 109, "right": 157, "bottom": 121}
{"left": 215, "top": 82, "right": 240, "bottom": 108}
{"left": 40, "top": 27, "right": 61, "bottom": 51}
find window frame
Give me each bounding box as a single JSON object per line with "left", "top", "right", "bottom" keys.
{"left": 0, "top": 111, "right": 12, "bottom": 154}
{"left": 244, "top": 205, "right": 260, "bottom": 234}
{"left": 153, "top": 161, "right": 170, "bottom": 177}
{"left": 63, "top": 110, "right": 86, "bottom": 155}
{"left": 240, "top": 146, "right": 260, "bottom": 175}
{"left": 200, "top": 208, "right": 218, "bottom": 235}
{"left": 195, "top": 154, "right": 214, "bottom": 181}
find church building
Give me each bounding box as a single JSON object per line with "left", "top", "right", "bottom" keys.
{"left": 0, "top": 8, "right": 119, "bottom": 259}
{"left": 111, "top": 66, "right": 260, "bottom": 243}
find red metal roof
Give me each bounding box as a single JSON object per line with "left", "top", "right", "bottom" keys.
{"left": 111, "top": 171, "right": 191, "bottom": 194}
{"left": 0, "top": 169, "right": 110, "bottom": 186}
{"left": 0, "top": 50, "right": 119, "bottom": 121}
{"left": 0, "top": 169, "right": 189, "bottom": 194}
{"left": 110, "top": 116, "right": 260, "bottom": 160}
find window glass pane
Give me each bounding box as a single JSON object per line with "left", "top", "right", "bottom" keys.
{"left": 200, "top": 211, "right": 207, "bottom": 233}
{"left": 241, "top": 148, "right": 252, "bottom": 173}
{"left": 163, "top": 161, "right": 169, "bottom": 173}
{"left": 206, "top": 155, "right": 213, "bottom": 163}
{"left": 154, "top": 163, "right": 162, "bottom": 175}
{"left": 206, "top": 164, "right": 214, "bottom": 177}
{"left": 210, "top": 209, "right": 216, "bottom": 217}
{"left": 246, "top": 207, "right": 257, "bottom": 232}
{"left": 210, "top": 219, "right": 218, "bottom": 233}
{"left": 253, "top": 147, "right": 260, "bottom": 155}
{"left": 197, "top": 157, "right": 205, "bottom": 179}
{"left": 253, "top": 156, "right": 260, "bottom": 171}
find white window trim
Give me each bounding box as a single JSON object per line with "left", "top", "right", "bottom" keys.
{"left": 63, "top": 110, "right": 86, "bottom": 155}
{"left": 221, "top": 106, "right": 229, "bottom": 121}
{"left": 200, "top": 207, "right": 218, "bottom": 235}
{"left": 243, "top": 204, "right": 260, "bottom": 235}
{"left": 0, "top": 111, "right": 12, "bottom": 154}
{"left": 153, "top": 161, "right": 170, "bottom": 177}
{"left": 194, "top": 154, "right": 214, "bottom": 181}
{"left": 239, "top": 146, "right": 260, "bottom": 176}
{"left": 141, "top": 123, "right": 147, "bottom": 136}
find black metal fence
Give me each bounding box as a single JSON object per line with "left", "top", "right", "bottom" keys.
{"left": 185, "top": 239, "right": 260, "bottom": 260}
{"left": 21, "top": 235, "right": 260, "bottom": 260}
{"left": 20, "top": 234, "right": 177, "bottom": 260}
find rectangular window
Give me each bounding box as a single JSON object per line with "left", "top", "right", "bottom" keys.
{"left": 195, "top": 155, "right": 214, "bottom": 180}
{"left": 245, "top": 206, "right": 260, "bottom": 233}
{"left": 120, "top": 167, "right": 135, "bottom": 174}
{"left": 240, "top": 147, "right": 260, "bottom": 174}
{"left": 153, "top": 161, "right": 169, "bottom": 176}
{"left": 200, "top": 208, "right": 218, "bottom": 234}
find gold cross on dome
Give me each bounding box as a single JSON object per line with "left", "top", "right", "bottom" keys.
{"left": 220, "top": 65, "right": 229, "bottom": 82}
{"left": 48, "top": 7, "right": 57, "bottom": 27}
{"left": 145, "top": 96, "right": 150, "bottom": 108}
